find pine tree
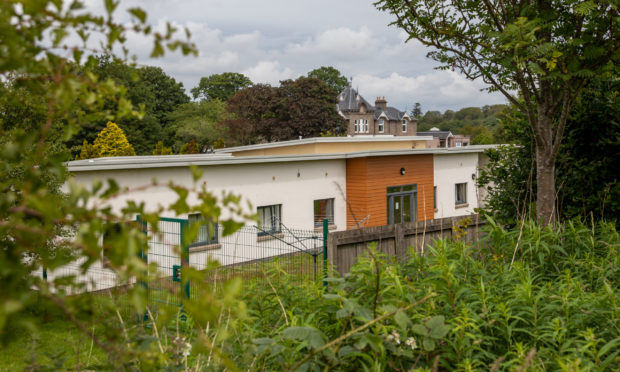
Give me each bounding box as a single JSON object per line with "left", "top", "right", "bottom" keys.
{"left": 93, "top": 121, "right": 136, "bottom": 157}
{"left": 152, "top": 141, "right": 173, "bottom": 155}
{"left": 77, "top": 140, "right": 101, "bottom": 160}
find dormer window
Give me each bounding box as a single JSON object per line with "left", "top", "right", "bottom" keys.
{"left": 402, "top": 119, "right": 407, "bottom": 133}
{"left": 378, "top": 119, "right": 384, "bottom": 133}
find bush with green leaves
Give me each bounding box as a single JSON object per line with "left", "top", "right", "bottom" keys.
{"left": 220, "top": 218, "right": 619, "bottom": 371}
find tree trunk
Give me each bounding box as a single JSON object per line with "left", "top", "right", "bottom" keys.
{"left": 534, "top": 114, "right": 557, "bottom": 225}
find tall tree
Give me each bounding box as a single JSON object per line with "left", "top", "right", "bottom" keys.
{"left": 224, "top": 78, "right": 343, "bottom": 144}
{"left": 479, "top": 78, "right": 619, "bottom": 223}
{"left": 307, "top": 66, "right": 349, "bottom": 93}
{"left": 375, "top": 0, "right": 619, "bottom": 224}
{"left": 191, "top": 72, "right": 253, "bottom": 102}
{"left": 411, "top": 102, "right": 422, "bottom": 118}
{"left": 66, "top": 56, "right": 189, "bottom": 155}
{"left": 168, "top": 100, "right": 232, "bottom": 150}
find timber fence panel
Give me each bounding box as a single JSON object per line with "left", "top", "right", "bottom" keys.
{"left": 328, "top": 215, "right": 485, "bottom": 274}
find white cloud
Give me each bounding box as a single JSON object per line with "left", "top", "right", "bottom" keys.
{"left": 242, "top": 61, "right": 296, "bottom": 85}
{"left": 288, "top": 27, "right": 379, "bottom": 60}
{"left": 76, "top": 0, "right": 508, "bottom": 111}
{"left": 353, "top": 71, "right": 506, "bottom": 112}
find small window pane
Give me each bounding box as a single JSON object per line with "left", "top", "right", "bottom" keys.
{"left": 188, "top": 213, "right": 218, "bottom": 245}
{"left": 314, "top": 199, "right": 334, "bottom": 227}
{"left": 455, "top": 183, "right": 467, "bottom": 205}
{"left": 258, "top": 205, "right": 281, "bottom": 235}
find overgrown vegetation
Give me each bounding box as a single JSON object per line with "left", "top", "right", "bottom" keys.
{"left": 5, "top": 219, "right": 618, "bottom": 370}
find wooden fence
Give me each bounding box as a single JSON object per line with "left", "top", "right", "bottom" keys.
{"left": 327, "top": 214, "right": 486, "bottom": 274}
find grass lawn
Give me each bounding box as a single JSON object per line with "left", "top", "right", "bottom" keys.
{"left": 0, "top": 254, "right": 321, "bottom": 370}
{"left": 0, "top": 318, "right": 108, "bottom": 371}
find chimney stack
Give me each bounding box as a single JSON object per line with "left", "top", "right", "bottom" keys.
{"left": 375, "top": 96, "right": 387, "bottom": 110}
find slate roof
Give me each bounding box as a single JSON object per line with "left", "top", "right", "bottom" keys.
{"left": 337, "top": 85, "right": 375, "bottom": 118}
{"left": 375, "top": 106, "right": 408, "bottom": 121}
{"left": 337, "top": 85, "right": 411, "bottom": 121}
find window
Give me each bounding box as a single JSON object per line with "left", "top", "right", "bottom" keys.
{"left": 434, "top": 186, "right": 437, "bottom": 209}
{"left": 314, "top": 199, "right": 334, "bottom": 227}
{"left": 258, "top": 205, "right": 281, "bottom": 235}
{"left": 188, "top": 213, "right": 218, "bottom": 246}
{"left": 378, "top": 119, "right": 384, "bottom": 133}
{"left": 456, "top": 142, "right": 462, "bottom": 147}
{"left": 402, "top": 119, "right": 407, "bottom": 132}
{"left": 387, "top": 184, "right": 417, "bottom": 224}
{"left": 354, "top": 119, "right": 359, "bottom": 133}
{"left": 455, "top": 183, "right": 467, "bottom": 205}
{"left": 364, "top": 119, "right": 369, "bottom": 133}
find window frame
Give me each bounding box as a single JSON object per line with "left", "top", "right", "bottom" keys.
{"left": 188, "top": 213, "right": 219, "bottom": 247}
{"left": 455, "top": 183, "right": 467, "bottom": 205}
{"left": 401, "top": 119, "right": 407, "bottom": 132}
{"left": 354, "top": 119, "right": 358, "bottom": 133}
{"left": 257, "top": 204, "right": 282, "bottom": 236}
{"left": 313, "top": 198, "right": 335, "bottom": 227}
{"left": 378, "top": 119, "right": 384, "bottom": 133}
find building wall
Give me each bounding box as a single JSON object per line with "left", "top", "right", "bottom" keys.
{"left": 433, "top": 153, "right": 479, "bottom": 218}
{"left": 69, "top": 160, "right": 348, "bottom": 231}
{"left": 346, "top": 154, "right": 434, "bottom": 229}
{"left": 229, "top": 139, "right": 427, "bottom": 156}
{"left": 347, "top": 112, "right": 375, "bottom": 135}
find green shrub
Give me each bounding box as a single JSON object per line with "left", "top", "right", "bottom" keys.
{"left": 231, "top": 219, "right": 619, "bottom": 371}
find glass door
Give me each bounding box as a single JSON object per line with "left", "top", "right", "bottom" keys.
{"left": 387, "top": 185, "right": 417, "bottom": 224}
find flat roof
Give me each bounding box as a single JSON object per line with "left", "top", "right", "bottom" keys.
{"left": 215, "top": 135, "right": 434, "bottom": 153}
{"left": 67, "top": 145, "right": 498, "bottom": 172}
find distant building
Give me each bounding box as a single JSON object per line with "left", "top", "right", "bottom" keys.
{"left": 417, "top": 127, "right": 471, "bottom": 148}
{"left": 337, "top": 85, "right": 417, "bottom": 136}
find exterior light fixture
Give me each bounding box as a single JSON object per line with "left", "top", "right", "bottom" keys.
{"left": 400, "top": 168, "right": 406, "bottom": 175}
{"left": 471, "top": 173, "right": 477, "bottom": 180}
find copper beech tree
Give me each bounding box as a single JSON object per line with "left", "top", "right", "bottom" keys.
{"left": 375, "top": 0, "right": 619, "bottom": 224}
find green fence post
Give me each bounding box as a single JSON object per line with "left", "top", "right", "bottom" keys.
{"left": 323, "top": 218, "right": 328, "bottom": 289}
{"left": 180, "top": 220, "right": 190, "bottom": 301}
{"left": 136, "top": 215, "right": 148, "bottom": 322}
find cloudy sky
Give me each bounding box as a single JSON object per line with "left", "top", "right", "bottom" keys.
{"left": 95, "top": 0, "right": 508, "bottom": 113}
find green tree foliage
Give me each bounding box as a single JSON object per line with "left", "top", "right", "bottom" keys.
{"left": 223, "top": 77, "right": 343, "bottom": 145}
{"left": 180, "top": 139, "right": 199, "bottom": 154}
{"left": 420, "top": 110, "right": 443, "bottom": 125}
{"left": 454, "top": 107, "right": 483, "bottom": 121}
{"left": 190, "top": 72, "right": 253, "bottom": 102}
{"left": 66, "top": 56, "right": 189, "bottom": 155}
{"left": 418, "top": 105, "right": 509, "bottom": 143}
{"left": 152, "top": 141, "right": 173, "bottom": 155}
{"left": 410, "top": 102, "right": 422, "bottom": 118}
{"left": 168, "top": 100, "right": 232, "bottom": 151}
{"left": 479, "top": 79, "right": 619, "bottom": 223}
{"left": 375, "top": 0, "right": 619, "bottom": 224}
{"left": 92, "top": 121, "right": 136, "bottom": 157}
{"left": 307, "top": 66, "right": 349, "bottom": 93}
{"left": 77, "top": 140, "right": 101, "bottom": 160}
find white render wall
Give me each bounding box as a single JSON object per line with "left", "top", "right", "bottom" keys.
{"left": 69, "top": 159, "right": 348, "bottom": 231}
{"left": 433, "top": 153, "right": 480, "bottom": 218}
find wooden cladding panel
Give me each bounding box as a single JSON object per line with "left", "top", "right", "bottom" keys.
{"left": 346, "top": 155, "right": 434, "bottom": 229}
